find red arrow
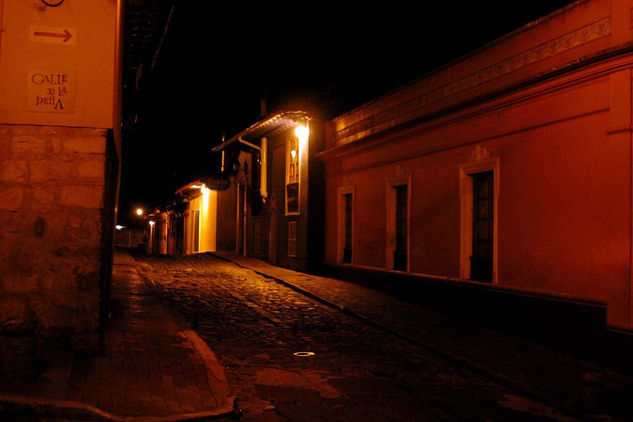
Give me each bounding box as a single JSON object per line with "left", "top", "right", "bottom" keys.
{"left": 33, "top": 29, "right": 72, "bottom": 43}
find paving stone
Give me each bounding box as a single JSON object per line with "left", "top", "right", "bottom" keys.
{"left": 133, "top": 252, "right": 609, "bottom": 422}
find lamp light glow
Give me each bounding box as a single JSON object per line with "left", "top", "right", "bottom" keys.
{"left": 136, "top": 208, "right": 144, "bottom": 216}
{"left": 295, "top": 125, "right": 309, "bottom": 149}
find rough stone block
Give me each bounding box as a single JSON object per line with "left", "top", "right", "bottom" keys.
{"left": 61, "top": 185, "right": 104, "bottom": 208}
{"left": 1, "top": 272, "right": 39, "bottom": 294}
{"left": 39, "top": 127, "right": 58, "bottom": 135}
{"left": 0, "top": 335, "right": 36, "bottom": 381}
{"left": 51, "top": 215, "right": 88, "bottom": 241}
{"left": 32, "top": 216, "right": 46, "bottom": 237}
{"left": 63, "top": 136, "right": 106, "bottom": 154}
{"left": 31, "top": 160, "right": 75, "bottom": 183}
{"left": 0, "top": 211, "right": 20, "bottom": 230}
{"left": 0, "top": 187, "right": 23, "bottom": 211}
{"left": 75, "top": 271, "right": 100, "bottom": 293}
{"left": 0, "top": 212, "right": 26, "bottom": 235}
{"left": 39, "top": 270, "right": 80, "bottom": 291}
{"left": 51, "top": 138, "right": 62, "bottom": 154}
{"left": 79, "top": 219, "right": 101, "bottom": 240}
{"left": 0, "top": 160, "right": 27, "bottom": 183}
{"left": 77, "top": 159, "right": 105, "bottom": 179}
{"left": 71, "top": 331, "right": 99, "bottom": 354}
{"left": 0, "top": 295, "right": 35, "bottom": 332}
{"left": 67, "top": 215, "right": 84, "bottom": 232}
{"left": 32, "top": 186, "right": 58, "bottom": 206}
{"left": 12, "top": 127, "right": 38, "bottom": 136}
{"left": 12, "top": 136, "right": 48, "bottom": 157}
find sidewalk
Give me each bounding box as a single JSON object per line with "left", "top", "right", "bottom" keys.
{"left": 0, "top": 251, "right": 235, "bottom": 421}
{"left": 213, "top": 251, "right": 633, "bottom": 422}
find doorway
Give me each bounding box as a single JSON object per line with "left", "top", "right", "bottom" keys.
{"left": 459, "top": 156, "right": 498, "bottom": 283}
{"left": 470, "top": 171, "right": 493, "bottom": 282}
{"left": 386, "top": 175, "right": 410, "bottom": 271}
{"left": 237, "top": 184, "right": 245, "bottom": 255}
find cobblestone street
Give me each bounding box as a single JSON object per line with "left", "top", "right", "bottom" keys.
{"left": 131, "top": 253, "right": 585, "bottom": 422}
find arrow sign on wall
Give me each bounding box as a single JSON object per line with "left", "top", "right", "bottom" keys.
{"left": 33, "top": 29, "right": 72, "bottom": 43}
{"left": 30, "top": 26, "right": 76, "bottom": 45}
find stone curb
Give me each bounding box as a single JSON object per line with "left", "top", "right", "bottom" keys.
{"left": 211, "top": 252, "right": 604, "bottom": 422}
{"left": 0, "top": 393, "right": 236, "bottom": 421}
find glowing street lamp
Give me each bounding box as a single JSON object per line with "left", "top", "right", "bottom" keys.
{"left": 294, "top": 124, "right": 309, "bottom": 150}
{"left": 136, "top": 207, "right": 144, "bottom": 216}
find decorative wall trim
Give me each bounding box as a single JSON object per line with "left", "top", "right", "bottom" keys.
{"left": 470, "top": 145, "right": 490, "bottom": 162}
{"left": 334, "top": 17, "right": 611, "bottom": 143}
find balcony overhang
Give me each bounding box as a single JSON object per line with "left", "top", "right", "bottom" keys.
{"left": 212, "top": 111, "right": 310, "bottom": 153}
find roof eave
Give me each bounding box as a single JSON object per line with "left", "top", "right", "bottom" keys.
{"left": 212, "top": 110, "right": 310, "bottom": 152}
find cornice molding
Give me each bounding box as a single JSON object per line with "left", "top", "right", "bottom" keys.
{"left": 319, "top": 48, "right": 633, "bottom": 164}
{"left": 332, "top": 17, "right": 611, "bottom": 146}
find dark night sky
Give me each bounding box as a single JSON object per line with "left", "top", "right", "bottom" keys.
{"left": 118, "top": 1, "right": 576, "bottom": 224}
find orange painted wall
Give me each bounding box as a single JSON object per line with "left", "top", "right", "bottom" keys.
{"left": 0, "top": 0, "right": 118, "bottom": 129}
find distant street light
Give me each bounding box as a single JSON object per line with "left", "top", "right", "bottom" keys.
{"left": 136, "top": 208, "right": 144, "bottom": 216}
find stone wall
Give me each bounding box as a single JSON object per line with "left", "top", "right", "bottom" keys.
{"left": 0, "top": 124, "right": 107, "bottom": 360}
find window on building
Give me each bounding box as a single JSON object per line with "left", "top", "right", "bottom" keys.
{"left": 470, "top": 171, "right": 494, "bottom": 282}
{"left": 459, "top": 156, "right": 498, "bottom": 283}
{"left": 251, "top": 153, "right": 262, "bottom": 217}
{"left": 393, "top": 185, "right": 408, "bottom": 271}
{"left": 157, "top": 221, "right": 163, "bottom": 243}
{"left": 342, "top": 193, "right": 353, "bottom": 263}
{"left": 338, "top": 186, "right": 354, "bottom": 264}
{"left": 288, "top": 221, "right": 297, "bottom": 257}
{"left": 286, "top": 137, "right": 299, "bottom": 214}
{"left": 386, "top": 175, "right": 410, "bottom": 271}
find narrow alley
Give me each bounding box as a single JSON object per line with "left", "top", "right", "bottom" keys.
{"left": 134, "top": 252, "right": 590, "bottom": 422}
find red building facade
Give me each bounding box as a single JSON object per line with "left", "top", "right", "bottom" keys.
{"left": 321, "top": 0, "right": 633, "bottom": 330}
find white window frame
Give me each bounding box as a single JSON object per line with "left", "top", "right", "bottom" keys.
{"left": 459, "top": 157, "right": 500, "bottom": 283}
